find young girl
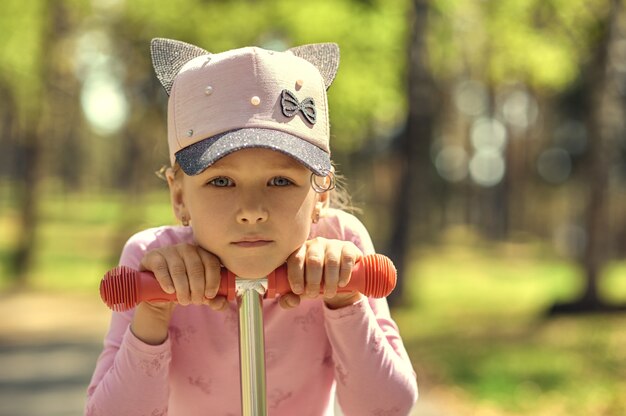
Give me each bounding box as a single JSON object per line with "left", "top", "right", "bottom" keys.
{"left": 86, "top": 38, "right": 417, "bottom": 416}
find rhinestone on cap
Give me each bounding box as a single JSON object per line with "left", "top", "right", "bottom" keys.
{"left": 250, "top": 96, "right": 261, "bottom": 106}
{"left": 187, "top": 129, "right": 194, "bottom": 137}
{"left": 295, "top": 79, "right": 304, "bottom": 90}
{"left": 205, "top": 86, "right": 213, "bottom": 95}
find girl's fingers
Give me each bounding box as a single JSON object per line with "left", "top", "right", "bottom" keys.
{"left": 304, "top": 239, "right": 324, "bottom": 298}
{"left": 322, "top": 245, "right": 342, "bottom": 298}
{"left": 198, "top": 248, "right": 223, "bottom": 299}
{"left": 286, "top": 239, "right": 364, "bottom": 303}
{"left": 286, "top": 245, "right": 306, "bottom": 295}
{"left": 140, "top": 251, "right": 175, "bottom": 294}
{"left": 139, "top": 244, "right": 229, "bottom": 310}
{"left": 179, "top": 245, "right": 207, "bottom": 305}
{"left": 338, "top": 244, "right": 361, "bottom": 288}
{"left": 163, "top": 248, "right": 192, "bottom": 305}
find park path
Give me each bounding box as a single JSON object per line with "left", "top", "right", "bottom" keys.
{"left": 0, "top": 291, "right": 448, "bottom": 416}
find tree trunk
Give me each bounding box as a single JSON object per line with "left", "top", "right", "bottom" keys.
{"left": 11, "top": 130, "right": 41, "bottom": 286}
{"left": 386, "top": 0, "right": 439, "bottom": 307}
{"left": 10, "top": 0, "right": 70, "bottom": 286}
{"left": 550, "top": 0, "right": 626, "bottom": 314}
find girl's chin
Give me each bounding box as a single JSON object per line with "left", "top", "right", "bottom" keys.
{"left": 223, "top": 260, "right": 283, "bottom": 279}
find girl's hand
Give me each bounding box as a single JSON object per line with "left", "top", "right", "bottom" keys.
{"left": 281, "top": 237, "right": 363, "bottom": 310}
{"left": 131, "top": 244, "right": 226, "bottom": 345}
{"left": 140, "top": 243, "right": 228, "bottom": 311}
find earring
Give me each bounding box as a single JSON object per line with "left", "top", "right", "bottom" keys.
{"left": 310, "top": 171, "right": 336, "bottom": 193}
{"left": 181, "top": 215, "right": 190, "bottom": 226}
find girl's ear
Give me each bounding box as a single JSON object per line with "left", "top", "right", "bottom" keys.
{"left": 312, "top": 190, "right": 330, "bottom": 224}
{"left": 166, "top": 167, "right": 189, "bottom": 224}
{"left": 318, "top": 188, "right": 330, "bottom": 209}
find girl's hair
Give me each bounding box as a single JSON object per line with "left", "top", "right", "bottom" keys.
{"left": 156, "top": 162, "right": 357, "bottom": 213}
{"left": 325, "top": 169, "right": 357, "bottom": 213}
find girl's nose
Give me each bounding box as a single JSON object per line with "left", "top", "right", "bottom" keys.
{"left": 236, "top": 199, "right": 269, "bottom": 225}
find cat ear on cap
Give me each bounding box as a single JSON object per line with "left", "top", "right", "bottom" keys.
{"left": 288, "top": 43, "right": 340, "bottom": 90}
{"left": 150, "top": 38, "right": 341, "bottom": 94}
{"left": 150, "top": 38, "right": 209, "bottom": 96}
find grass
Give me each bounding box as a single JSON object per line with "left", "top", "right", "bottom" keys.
{"left": 393, "top": 228, "right": 626, "bottom": 415}
{"left": 1, "top": 192, "right": 626, "bottom": 414}
{"left": 0, "top": 188, "right": 175, "bottom": 292}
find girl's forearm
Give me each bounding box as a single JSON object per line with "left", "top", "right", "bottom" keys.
{"left": 86, "top": 310, "right": 172, "bottom": 416}
{"left": 324, "top": 299, "right": 418, "bottom": 414}
{"left": 130, "top": 303, "right": 173, "bottom": 345}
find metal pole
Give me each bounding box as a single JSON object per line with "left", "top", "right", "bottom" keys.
{"left": 236, "top": 278, "right": 268, "bottom": 416}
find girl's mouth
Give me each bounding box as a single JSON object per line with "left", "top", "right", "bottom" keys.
{"left": 232, "top": 240, "right": 273, "bottom": 248}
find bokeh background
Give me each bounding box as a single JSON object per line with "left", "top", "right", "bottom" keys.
{"left": 1, "top": 0, "right": 626, "bottom": 415}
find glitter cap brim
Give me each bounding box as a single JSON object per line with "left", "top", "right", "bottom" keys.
{"left": 175, "top": 128, "right": 332, "bottom": 176}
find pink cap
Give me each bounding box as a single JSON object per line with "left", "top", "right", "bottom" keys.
{"left": 150, "top": 39, "right": 340, "bottom": 176}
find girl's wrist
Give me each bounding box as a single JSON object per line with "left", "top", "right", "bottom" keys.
{"left": 130, "top": 302, "right": 173, "bottom": 345}
{"left": 324, "top": 292, "right": 363, "bottom": 310}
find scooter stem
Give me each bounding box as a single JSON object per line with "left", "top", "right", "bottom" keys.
{"left": 236, "top": 278, "right": 268, "bottom": 416}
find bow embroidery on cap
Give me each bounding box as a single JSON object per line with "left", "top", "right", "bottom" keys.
{"left": 280, "top": 89, "right": 317, "bottom": 125}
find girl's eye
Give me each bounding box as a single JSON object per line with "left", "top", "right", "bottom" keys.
{"left": 208, "top": 177, "right": 234, "bottom": 187}
{"left": 269, "top": 176, "right": 293, "bottom": 187}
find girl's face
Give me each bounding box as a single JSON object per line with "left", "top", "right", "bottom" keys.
{"left": 169, "top": 148, "right": 324, "bottom": 278}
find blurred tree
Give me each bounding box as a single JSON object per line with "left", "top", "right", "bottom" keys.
{"left": 386, "top": 0, "right": 440, "bottom": 306}
{"left": 552, "top": 0, "right": 626, "bottom": 313}
{"left": 0, "top": 0, "right": 48, "bottom": 286}
{"left": 0, "top": 0, "right": 88, "bottom": 285}
{"left": 383, "top": 0, "right": 613, "bottom": 306}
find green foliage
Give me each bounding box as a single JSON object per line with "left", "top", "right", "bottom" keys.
{"left": 429, "top": 0, "right": 610, "bottom": 90}
{"left": 270, "top": 0, "right": 410, "bottom": 151}
{"left": 0, "top": 0, "right": 613, "bottom": 157}
{"left": 0, "top": 0, "right": 45, "bottom": 115}
{"left": 0, "top": 0, "right": 91, "bottom": 120}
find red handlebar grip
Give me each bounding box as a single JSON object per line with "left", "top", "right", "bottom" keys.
{"left": 100, "top": 254, "right": 397, "bottom": 312}
{"left": 267, "top": 254, "right": 396, "bottom": 298}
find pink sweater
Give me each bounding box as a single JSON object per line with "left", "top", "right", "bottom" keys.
{"left": 85, "top": 209, "right": 417, "bottom": 416}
